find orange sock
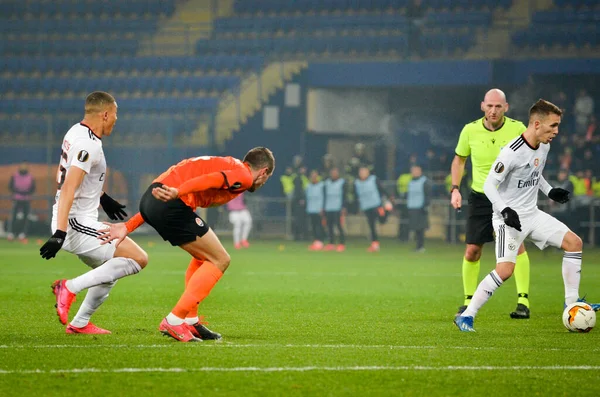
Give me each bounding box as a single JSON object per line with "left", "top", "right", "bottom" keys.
{"left": 172, "top": 261, "right": 223, "bottom": 319}
{"left": 184, "top": 258, "right": 204, "bottom": 319}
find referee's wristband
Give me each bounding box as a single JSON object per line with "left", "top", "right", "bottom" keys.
{"left": 450, "top": 185, "right": 460, "bottom": 193}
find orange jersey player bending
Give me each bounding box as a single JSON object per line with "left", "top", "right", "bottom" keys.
{"left": 99, "top": 147, "right": 275, "bottom": 342}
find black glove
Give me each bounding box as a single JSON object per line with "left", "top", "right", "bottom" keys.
{"left": 501, "top": 207, "right": 522, "bottom": 232}
{"left": 100, "top": 192, "right": 127, "bottom": 220}
{"left": 40, "top": 230, "right": 67, "bottom": 260}
{"left": 548, "top": 188, "right": 570, "bottom": 204}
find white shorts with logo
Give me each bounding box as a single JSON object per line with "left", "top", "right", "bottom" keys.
{"left": 52, "top": 216, "right": 117, "bottom": 268}
{"left": 493, "top": 209, "right": 569, "bottom": 263}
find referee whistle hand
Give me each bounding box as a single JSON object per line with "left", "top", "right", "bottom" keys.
{"left": 97, "top": 222, "right": 127, "bottom": 247}
{"left": 501, "top": 207, "right": 522, "bottom": 232}
{"left": 548, "top": 188, "right": 570, "bottom": 204}
{"left": 450, "top": 190, "right": 462, "bottom": 210}
{"left": 152, "top": 185, "right": 179, "bottom": 202}
{"left": 40, "top": 230, "right": 66, "bottom": 260}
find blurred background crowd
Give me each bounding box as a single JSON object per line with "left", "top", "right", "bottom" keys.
{"left": 1, "top": 0, "right": 599, "bottom": 245}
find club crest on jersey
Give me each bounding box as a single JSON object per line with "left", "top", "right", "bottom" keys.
{"left": 195, "top": 218, "right": 204, "bottom": 227}
{"left": 494, "top": 162, "right": 505, "bottom": 173}
{"left": 534, "top": 158, "right": 539, "bottom": 167}
{"left": 77, "top": 150, "right": 89, "bottom": 162}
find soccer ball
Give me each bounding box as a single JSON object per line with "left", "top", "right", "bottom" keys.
{"left": 562, "top": 302, "right": 596, "bottom": 333}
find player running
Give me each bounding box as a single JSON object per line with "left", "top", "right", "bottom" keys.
{"left": 451, "top": 89, "right": 533, "bottom": 319}
{"left": 454, "top": 99, "right": 600, "bottom": 332}
{"left": 98, "top": 148, "right": 275, "bottom": 342}
{"left": 40, "top": 91, "right": 148, "bottom": 334}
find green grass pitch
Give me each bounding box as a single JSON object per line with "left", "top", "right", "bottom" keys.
{"left": 1, "top": 237, "right": 599, "bottom": 396}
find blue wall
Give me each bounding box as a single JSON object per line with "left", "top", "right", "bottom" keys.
{"left": 308, "top": 58, "right": 600, "bottom": 87}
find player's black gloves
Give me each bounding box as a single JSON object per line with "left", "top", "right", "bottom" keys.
{"left": 501, "top": 207, "right": 522, "bottom": 232}
{"left": 100, "top": 192, "right": 127, "bottom": 220}
{"left": 40, "top": 230, "right": 67, "bottom": 260}
{"left": 548, "top": 188, "right": 570, "bottom": 204}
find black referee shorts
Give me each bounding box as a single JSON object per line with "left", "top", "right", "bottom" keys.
{"left": 139, "top": 182, "right": 210, "bottom": 246}
{"left": 465, "top": 190, "right": 494, "bottom": 245}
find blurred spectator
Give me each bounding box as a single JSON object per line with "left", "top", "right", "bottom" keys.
{"left": 574, "top": 89, "right": 594, "bottom": 135}
{"left": 551, "top": 90, "right": 569, "bottom": 112}
{"left": 280, "top": 166, "right": 295, "bottom": 199}
{"left": 292, "top": 155, "right": 304, "bottom": 172}
{"left": 323, "top": 167, "right": 347, "bottom": 252}
{"left": 396, "top": 171, "right": 412, "bottom": 241}
{"left": 558, "top": 147, "right": 573, "bottom": 170}
{"left": 7, "top": 162, "right": 35, "bottom": 243}
{"left": 291, "top": 166, "right": 309, "bottom": 241}
{"left": 549, "top": 168, "right": 575, "bottom": 229}
{"left": 227, "top": 192, "right": 252, "bottom": 250}
{"left": 510, "top": 76, "right": 538, "bottom": 123}
{"left": 320, "top": 153, "right": 335, "bottom": 179}
{"left": 306, "top": 170, "right": 326, "bottom": 251}
{"left": 406, "top": 164, "right": 430, "bottom": 253}
{"left": 585, "top": 115, "right": 597, "bottom": 143}
{"left": 345, "top": 143, "right": 373, "bottom": 179}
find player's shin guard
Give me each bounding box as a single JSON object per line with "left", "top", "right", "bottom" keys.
{"left": 562, "top": 251, "right": 582, "bottom": 305}
{"left": 69, "top": 281, "right": 116, "bottom": 328}
{"left": 463, "top": 270, "right": 503, "bottom": 318}
{"left": 514, "top": 251, "right": 531, "bottom": 307}
{"left": 462, "top": 257, "right": 480, "bottom": 305}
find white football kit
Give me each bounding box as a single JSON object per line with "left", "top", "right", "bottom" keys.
{"left": 51, "top": 123, "right": 116, "bottom": 267}
{"left": 484, "top": 134, "right": 569, "bottom": 263}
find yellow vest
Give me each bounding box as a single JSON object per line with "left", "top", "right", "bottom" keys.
{"left": 569, "top": 175, "right": 587, "bottom": 196}
{"left": 280, "top": 174, "right": 295, "bottom": 195}
{"left": 396, "top": 173, "right": 412, "bottom": 195}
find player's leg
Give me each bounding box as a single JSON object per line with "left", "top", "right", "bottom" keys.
{"left": 456, "top": 222, "right": 523, "bottom": 331}
{"left": 240, "top": 209, "right": 251, "bottom": 247}
{"left": 7, "top": 200, "right": 19, "bottom": 240}
{"left": 365, "top": 208, "right": 379, "bottom": 251}
{"left": 62, "top": 235, "right": 148, "bottom": 330}
{"left": 308, "top": 214, "right": 324, "bottom": 250}
{"left": 510, "top": 243, "right": 531, "bottom": 319}
{"left": 19, "top": 201, "right": 31, "bottom": 242}
{"left": 528, "top": 212, "right": 597, "bottom": 310}
{"left": 561, "top": 231, "right": 584, "bottom": 306}
{"left": 415, "top": 228, "right": 425, "bottom": 252}
{"left": 159, "top": 228, "right": 229, "bottom": 341}
{"left": 229, "top": 211, "right": 242, "bottom": 249}
{"left": 179, "top": 257, "right": 220, "bottom": 340}
{"left": 459, "top": 192, "right": 494, "bottom": 315}
{"left": 324, "top": 212, "right": 336, "bottom": 249}
{"left": 65, "top": 236, "right": 148, "bottom": 294}
{"left": 336, "top": 211, "right": 346, "bottom": 249}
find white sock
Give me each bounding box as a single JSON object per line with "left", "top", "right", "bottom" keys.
{"left": 66, "top": 258, "right": 141, "bottom": 294}
{"left": 242, "top": 220, "right": 252, "bottom": 241}
{"left": 563, "top": 251, "right": 582, "bottom": 305}
{"left": 185, "top": 316, "right": 200, "bottom": 325}
{"left": 69, "top": 282, "right": 116, "bottom": 328}
{"left": 463, "top": 270, "right": 504, "bottom": 318}
{"left": 166, "top": 312, "right": 184, "bottom": 325}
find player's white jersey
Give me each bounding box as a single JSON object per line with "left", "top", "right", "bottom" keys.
{"left": 52, "top": 123, "right": 106, "bottom": 220}
{"left": 485, "top": 134, "right": 550, "bottom": 218}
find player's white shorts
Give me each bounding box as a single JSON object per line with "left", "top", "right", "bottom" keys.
{"left": 493, "top": 209, "right": 569, "bottom": 263}
{"left": 51, "top": 216, "right": 116, "bottom": 268}
{"left": 228, "top": 209, "right": 252, "bottom": 225}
